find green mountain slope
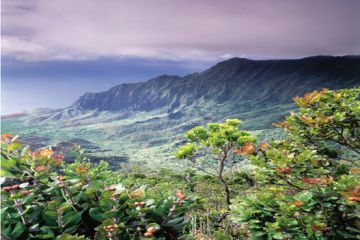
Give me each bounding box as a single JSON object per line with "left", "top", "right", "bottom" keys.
{"left": 2, "top": 56, "right": 360, "bottom": 169}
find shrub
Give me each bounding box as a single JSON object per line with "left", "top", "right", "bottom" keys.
{"left": 232, "top": 88, "right": 360, "bottom": 239}
{"left": 0, "top": 137, "right": 194, "bottom": 240}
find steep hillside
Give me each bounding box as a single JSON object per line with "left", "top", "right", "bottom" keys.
{"left": 72, "top": 56, "right": 360, "bottom": 112}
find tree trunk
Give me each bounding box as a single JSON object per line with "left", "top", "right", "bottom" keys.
{"left": 218, "top": 153, "right": 231, "bottom": 209}
{"left": 221, "top": 179, "right": 231, "bottom": 209}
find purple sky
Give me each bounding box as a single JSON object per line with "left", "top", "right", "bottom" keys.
{"left": 1, "top": 0, "right": 360, "bottom": 113}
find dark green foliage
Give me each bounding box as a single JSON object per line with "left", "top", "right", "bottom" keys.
{"left": 0, "top": 141, "right": 194, "bottom": 240}
{"left": 232, "top": 87, "right": 360, "bottom": 239}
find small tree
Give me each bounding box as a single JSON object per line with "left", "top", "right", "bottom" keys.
{"left": 175, "top": 119, "right": 256, "bottom": 208}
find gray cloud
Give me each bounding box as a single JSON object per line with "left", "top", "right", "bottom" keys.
{"left": 2, "top": 0, "right": 360, "bottom": 61}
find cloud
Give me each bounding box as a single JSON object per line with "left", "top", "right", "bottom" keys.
{"left": 2, "top": 0, "right": 360, "bottom": 61}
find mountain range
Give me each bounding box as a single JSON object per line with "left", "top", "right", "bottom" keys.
{"left": 74, "top": 56, "right": 359, "bottom": 111}
{"left": 2, "top": 55, "right": 360, "bottom": 169}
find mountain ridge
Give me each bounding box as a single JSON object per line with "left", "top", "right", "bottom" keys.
{"left": 70, "top": 55, "right": 360, "bottom": 113}
{"left": 2, "top": 55, "right": 360, "bottom": 168}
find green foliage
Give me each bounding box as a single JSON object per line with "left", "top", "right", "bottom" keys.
{"left": 178, "top": 119, "right": 255, "bottom": 155}
{"left": 232, "top": 88, "right": 360, "bottom": 239}
{"left": 175, "top": 144, "right": 197, "bottom": 159}
{"left": 0, "top": 138, "right": 194, "bottom": 240}
{"left": 287, "top": 87, "right": 360, "bottom": 155}
{"left": 2, "top": 87, "right": 359, "bottom": 239}
{"left": 176, "top": 118, "right": 256, "bottom": 208}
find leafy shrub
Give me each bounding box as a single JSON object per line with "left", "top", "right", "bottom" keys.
{"left": 1, "top": 136, "right": 194, "bottom": 240}
{"left": 232, "top": 88, "right": 360, "bottom": 239}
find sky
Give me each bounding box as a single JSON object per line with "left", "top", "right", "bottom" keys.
{"left": 1, "top": 0, "right": 360, "bottom": 114}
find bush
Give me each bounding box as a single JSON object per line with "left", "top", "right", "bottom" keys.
{"left": 232, "top": 88, "right": 360, "bottom": 239}
{"left": 0, "top": 137, "right": 194, "bottom": 240}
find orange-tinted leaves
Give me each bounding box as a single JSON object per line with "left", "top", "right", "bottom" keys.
{"left": 275, "top": 167, "right": 292, "bottom": 174}
{"left": 75, "top": 164, "right": 89, "bottom": 174}
{"left": 233, "top": 142, "right": 255, "bottom": 156}
{"left": 41, "top": 149, "right": 53, "bottom": 157}
{"left": 259, "top": 142, "right": 269, "bottom": 151}
{"left": 272, "top": 121, "right": 289, "bottom": 129}
{"left": 35, "top": 165, "right": 47, "bottom": 172}
{"left": 343, "top": 187, "right": 360, "bottom": 202}
{"left": 290, "top": 200, "right": 304, "bottom": 207}
{"left": 176, "top": 190, "right": 186, "bottom": 200}
{"left": 2, "top": 133, "right": 13, "bottom": 139}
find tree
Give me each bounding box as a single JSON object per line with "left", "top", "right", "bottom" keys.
{"left": 175, "top": 119, "right": 256, "bottom": 209}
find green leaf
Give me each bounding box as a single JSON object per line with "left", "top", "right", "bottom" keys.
{"left": 29, "top": 223, "right": 40, "bottom": 232}
{"left": 11, "top": 222, "right": 26, "bottom": 239}
{"left": 273, "top": 232, "right": 285, "bottom": 239}
{"left": 7, "top": 142, "right": 22, "bottom": 151}
{"left": 43, "top": 210, "right": 57, "bottom": 225}
{"left": 89, "top": 207, "right": 103, "bottom": 222}
{"left": 56, "top": 233, "right": 87, "bottom": 240}
{"left": 21, "top": 145, "right": 30, "bottom": 156}
{"left": 19, "top": 182, "right": 29, "bottom": 188}
{"left": 37, "top": 226, "right": 55, "bottom": 239}
{"left": 63, "top": 211, "right": 82, "bottom": 227}
{"left": 1, "top": 158, "right": 17, "bottom": 175}
{"left": 113, "top": 183, "right": 126, "bottom": 194}
{"left": 294, "top": 191, "right": 313, "bottom": 202}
